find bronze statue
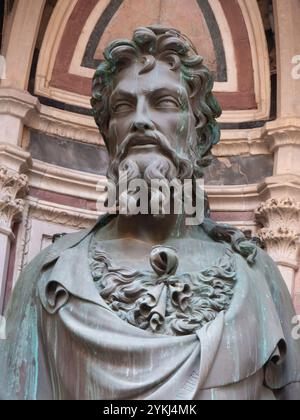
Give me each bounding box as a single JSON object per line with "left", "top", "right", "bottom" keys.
{"left": 1, "top": 26, "right": 299, "bottom": 400}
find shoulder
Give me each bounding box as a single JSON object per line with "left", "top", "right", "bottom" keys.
{"left": 253, "top": 248, "right": 296, "bottom": 315}
{"left": 17, "top": 214, "right": 116, "bottom": 282}
{"left": 23, "top": 228, "right": 92, "bottom": 276}
{"left": 5, "top": 227, "right": 92, "bottom": 316}
{"left": 254, "top": 247, "right": 285, "bottom": 284}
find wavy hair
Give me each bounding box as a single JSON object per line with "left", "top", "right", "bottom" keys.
{"left": 91, "top": 26, "right": 258, "bottom": 264}
{"left": 91, "top": 25, "right": 222, "bottom": 176}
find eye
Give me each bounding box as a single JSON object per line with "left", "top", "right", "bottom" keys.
{"left": 155, "top": 97, "right": 180, "bottom": 109}
{"left": 112, "top": 102, "right": 133, "bottom": 114}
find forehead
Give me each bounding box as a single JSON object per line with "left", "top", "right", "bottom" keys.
{"left": 111, "top": 60, "right": 186, "bottom": 97}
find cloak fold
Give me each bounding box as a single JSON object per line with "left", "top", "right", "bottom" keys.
{"left": 0, "top": 215, "right": 299, "bottom": 400}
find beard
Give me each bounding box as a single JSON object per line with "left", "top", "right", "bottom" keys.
{"left": 106, "top": 131, "right": 195, "bottom": 216}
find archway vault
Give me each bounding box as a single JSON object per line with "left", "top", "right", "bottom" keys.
{"left": 34, "top": 0, "right": 271, "bottom": 128}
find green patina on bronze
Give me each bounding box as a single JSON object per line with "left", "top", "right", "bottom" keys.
{"left": 1, "top": 26, "right": 300, "bottom": 400}
{"left": 91, "top": 26, "right": 221, "bottom": 177}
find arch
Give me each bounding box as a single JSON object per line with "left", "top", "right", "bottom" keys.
{"left": 33, "top": 0, "right": 270, "bottom": 129}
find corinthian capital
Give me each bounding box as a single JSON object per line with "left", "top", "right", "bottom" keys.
{"left": 0, "top": 166, "right": 28, "bottom": 234}
{"left": 255, "top": 197, "right": 300, "bottom": 267}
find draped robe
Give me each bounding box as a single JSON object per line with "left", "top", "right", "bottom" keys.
{"left": 1, "top": 216, "right": 300, "bottom": 400}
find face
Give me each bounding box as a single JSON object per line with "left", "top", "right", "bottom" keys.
{"left": 107, "top": 59, "right": 196, "bottom": 161}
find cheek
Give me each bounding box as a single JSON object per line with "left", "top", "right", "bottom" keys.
{"left": 151, "top": 111, "right": 182, "bottom": 136}
{"left": 108, "top": 118, "right": 129, "bottom": 153}
{"left": 155, "top": 111, "right": 191, "bottom": 148}
{"left": 177, "top": 111, "right": 191, "bottom": 136}
{"left": 107, "top": 120, "right": 119, "bottom": 157}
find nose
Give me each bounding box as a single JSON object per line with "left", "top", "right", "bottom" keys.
{"left": 131, "top": 120, "right": 155, "bottom": 132}
{"left": 131, "top": 99, "right": 155, "bottom": 132}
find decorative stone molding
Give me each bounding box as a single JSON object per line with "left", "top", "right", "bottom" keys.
{"left": 0, "top": 166, "right": 28, "bottom": 235}
{"left": 30, "top": 159, "right": 107, "bottom": 202}
{"left": 266, "top": 118, "right": 300, "bottom": 177}
{"left": 214, "top": 126, "right": 269, "bottom": 157}
{"left": 0, "top": 88, "right": 40, "bottom": 121}
{"left": 28, "top": 199, "right": 98, "bottom": 230}
{"left": 255, "top": 197, "right": 300, "bottom": 267}
{"left": 257, "top": 174, "right": 300, "bottom": 204}
{"left": 0, "top": 89, "right": 40, "bottom": 147}
{"left": 0, "top": 93, "right": 273, "bottom": 157}
{"left": 0, "top": 143, "right": 32, "bottom": 173}
{"left": 29, "top": 106, "right": 273, "bottom": 154}
{"left": 266, "top": 118, "right": 300, "bottom": 152}
{"left": 27, "top": 160, "right": 300, "bottom": 213}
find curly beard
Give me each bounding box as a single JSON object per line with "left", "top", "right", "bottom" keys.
{"left": 106, "top": 131, "right": 195, "bottom": 216}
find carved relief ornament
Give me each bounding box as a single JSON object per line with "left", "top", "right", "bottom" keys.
{"left": 255, "top": 197, "right": 300, "bottom": 267}
{"left": 0, "top": 166, "right": 28, "bottom": 235}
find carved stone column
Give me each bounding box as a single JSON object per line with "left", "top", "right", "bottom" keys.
{"left": 266, "top": 0, "right": 300, "bottom": 191}
{"left": 256, "top": 197, "right": 300, "bottom": 293}
{"left": 1, "top": 0, "right": 46, "bottom": 91}
{"left": 273, "top": 0, "right": 300, "bottom": 120}
{"left": 0, "top": 166, "right": 28, "bottom": 313}
{"left": 267, "top": 120, "right": 300, "bottom": 177}
{"left": 260, "top": 0, "right": 300, "bottom": 298}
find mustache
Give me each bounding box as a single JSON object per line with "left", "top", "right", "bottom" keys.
{"left": 118, "top": 132, "right": 174, "bottom": 161}
{"left": 108, "top": 131, "right": 194, "bottom": 181}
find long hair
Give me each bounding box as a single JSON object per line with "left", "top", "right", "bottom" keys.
{"left": 91, "top": 25, "right": 222, "bottom": 177}
{"left": 91, "top": 26, "right": 258, "bottom": 264}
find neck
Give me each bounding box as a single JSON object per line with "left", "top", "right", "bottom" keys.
{"left": 108, "top": 213, "right": 192, "bottom": 244}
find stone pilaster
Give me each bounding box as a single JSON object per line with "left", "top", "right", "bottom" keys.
{"left": 273, "top": 0, "right": 300, "bottom": 119}
{"left": 267, "top": 119, "right": 300, "bottom": 178}
{"left": 0, "top": 0, "right": 39, "bottom": 311}
{"left": 259, "top": 0, "right": 300, "bottom": 296}
{"left": 255, "top": 197, "right": 300, "bottom": 293}
{"left": 0, "top": 166, "right": 28, "bottom": 313}
{"left": 0, "top": 88, "right": 40, "bottom": 147}
{"left": 1, "top": 0, "right": 46, "bottom": 91}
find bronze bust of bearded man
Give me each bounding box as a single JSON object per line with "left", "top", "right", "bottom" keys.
{"left": 1, "top": 26, "right": 300, "bottom": 400}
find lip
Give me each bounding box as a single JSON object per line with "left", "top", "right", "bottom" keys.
{"left": 129, "top": 136, "right": 158, "bottom": 149}
{"left": 130, "top": 144, "right": 158, "bottom": 150}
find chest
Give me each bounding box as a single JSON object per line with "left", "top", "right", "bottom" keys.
{"left": 88, "top": 237, "right": 237, "bottom": 336}
{"left": 89, "top": 237, "right": 226, "bottom": 274}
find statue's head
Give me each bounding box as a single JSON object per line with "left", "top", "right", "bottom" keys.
{"left": 91, "top": 26, "right": 221, "bottom": 189}
{"left": 90, "top": 27, "right": 258, "bottom": 261}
